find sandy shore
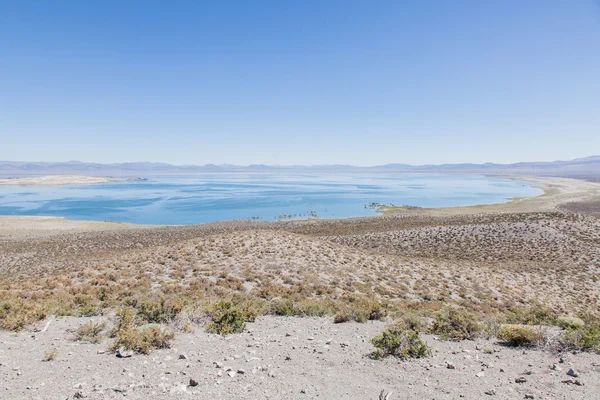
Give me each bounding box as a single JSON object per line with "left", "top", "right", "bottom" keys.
{"left": 381, "top": 175, "right": 600, "bottom": 216}
{"left": 0, "top": 175, "right": 123, "bottom": 186}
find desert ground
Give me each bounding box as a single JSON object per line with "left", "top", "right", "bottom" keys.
{"left": 0, "top": 176, "right": 599, "bottom": 399}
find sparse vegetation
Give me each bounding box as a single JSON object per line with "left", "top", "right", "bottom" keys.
{"left": 431, "top": 308, "right": 482, "bottom": 341}
{"left": 497, "top": 325, "right": 543, "bottom": 347}
{"left": 205, "top": 300, "right": 254, "bottom": 335}
{"left": 76, "top": 321, "right": 106, "bottom": 343}
{"left": 370, "top": 324, "right": 430, "bottom": 359}
{"left": 42, "top": 349, "right": 57, "bottom": 361}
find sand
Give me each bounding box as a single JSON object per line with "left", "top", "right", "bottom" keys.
{"left": 0, "top": 175, "right": 122, "bottom": 186}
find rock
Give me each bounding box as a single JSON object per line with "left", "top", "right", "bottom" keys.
{"left": 562, "top": 378, "right": 584, "bottom": 386}
{"left": 179, "top": 354, "right": 188, "bottom": 360}
{"left": 551, "top": 364, "right": 562, "bottom": 371}
{"left": 227, "top": 370, "right": 236, "bottom": 378}
{"left": 214, "top": 362, "right": 223, "bottom": 369}
{"left": 237, "top": 369, "right": 245, "bottom": 374}
{"left": 189, "top": 378, "right": 198, "bottom": 387}
{"left": 476, "top": 372, "right": 485, "bottom": 378}
{"left": 515, "top": 377, "right": 527, "bottom": 383}
{"left": 484, "top": 389, "right": 496, "bottom": 396}
{"left": 567, "top": 368, "right": 579, "bottom": 377}
{"left": 446, "top": 362, "right": 456, "bottom": 370}
{"left": 116, "top": 348, "right": 133, "bottom": 358}
{"left": 524, "top": 395, "right": 534, "bottom": 399}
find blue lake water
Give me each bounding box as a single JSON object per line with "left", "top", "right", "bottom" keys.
{"left": 0, "top": 174, "right": 542, "bottom": 225}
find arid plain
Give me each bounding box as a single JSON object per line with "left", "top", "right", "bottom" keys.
{"left": 1, "top": 176, "right": 599, "bottom": 399}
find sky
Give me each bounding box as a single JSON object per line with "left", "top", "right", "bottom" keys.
{"left": 1, "top": 1, "right": 599, "bottom": 166}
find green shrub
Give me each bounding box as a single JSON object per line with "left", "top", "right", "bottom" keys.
{"left": 556, "top": 316, "right": 585, "bottom": 330}
{"left": 370, "top": 325, "right": 430, "bottom": 359}
{"left": 561, "top": 324, "right": 600, "bottom": 353}
{"left": 137, "top": 296, "right": 185, "bottom": 324}
{"left": 205, "top": 301, "right": 250, "bottom": 335}
{"left": 431, "top": 309, "right": 481, "bottom": 340}
{"left": 497, "top": 325, "right": 542, "bottom": 346}
{"left": 77, "top": 321, "right": 106, "bottom": 343}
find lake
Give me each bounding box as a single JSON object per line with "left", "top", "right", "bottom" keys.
{"left": 0, "top": 174, "right": 542, "bottom": 225}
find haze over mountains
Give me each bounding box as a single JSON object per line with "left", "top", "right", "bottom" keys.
{"left": 1, "top": 156, "right": 599, "bottom": 180}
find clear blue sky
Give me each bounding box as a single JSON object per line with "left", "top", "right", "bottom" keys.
{"left": 1, "top": 1, "right": 599, "bottom": 166}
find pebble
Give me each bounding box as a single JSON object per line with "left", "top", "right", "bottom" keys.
{"left": 567, "top": 368, "right": 579, "bottom": 377}
{"left": 515, "top": 377, "right": 527, "bottom": 383}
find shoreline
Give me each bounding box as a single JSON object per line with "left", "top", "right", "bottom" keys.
{"left": 1, "top": 175, "right": 599, "bottom": 239}
{"left": 0, "top": 175, "right": 124, "bottom": 186}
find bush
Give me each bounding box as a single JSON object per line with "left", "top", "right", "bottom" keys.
{"left": 110, "top": 326, "right": 175, "bottom": 355}
{"left": 497, "top": 325, "right": 542, "bottom": 346}
{"left": 205, "top": 301, "right": 251, "bottom": 335}
{"left": 77, "top": 321, "right": 106, "bottom": 343}
{"left": 430, "top": 309, "right": 481, "bottom": 341}
{"left": 557, "top": 316, "right": 585, "bottom": 330}
{"left": 43, "top": 349, "right": 58, "bottom": 361}
{"left": 370, "top": 325, "right": 430, "bottom": 359}
{"left": 561, "top": 324, "right": 600, "bottom": 353}
{"left": 0, "top": 299, "right": 47, "bottom": 331}
{"left": 333, "top": 298, "right": 386, "bottom": 324}
{"left": 137, "top": 296, "right": 185, "bottom": 324}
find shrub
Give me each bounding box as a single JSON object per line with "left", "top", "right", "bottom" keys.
{"left": 497, "top": 325, "right": 542, "bottom": 346}
{"left": 205, "top": 301, "right": 250, "bottom": 335}
{"left": 370, "top": 325, "right": 430, "bottom": 360}
{"left": 137, "top": 296, "right": 185, "bottom": 324}
{"left": 556, "top": 316, "right": 585, "bottom": 330}
{"left": 43, "top": 349, "right": 58, "bottom": 361}
{"left": 110, "top": 326, "right": 175, "bottom": 355}
{"left": 431, "top": 309, "right": 481, "bottom": 341}
{"left": 77, "top": 321, "right": 106, "bottom": 343}
{"left": 398, "top": 312, "right": 427, "bottom": 332}
{"left": 561, "top": 324, "right": 600, "bottom": 353}
{"left": 0, "top": 299, "right": 47, "bottom": 331}
{"left": 333, "top": 297, "right": 386, "bottom": 324}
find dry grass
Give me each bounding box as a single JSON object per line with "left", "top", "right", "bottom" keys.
{"left": 0, "top": 211, "right": 598, "bottom": 352}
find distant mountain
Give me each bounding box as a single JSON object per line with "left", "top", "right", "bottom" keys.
{"left": 0, "top": 156, "right": 599, "bottom": 180}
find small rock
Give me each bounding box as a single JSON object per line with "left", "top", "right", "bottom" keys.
{"left": 515, "top": 377, "right": 527, "bottom": 383}
{"left": 237, "top": 369, "right": 245, "bottom": 374}
{"left": 179, "top": 354, "right": 188, "bottom": 360}
{"left": 446, "top": 362, "right": 455, "bottom": 370}
{"left": 562, "top": 378, "right": 584, "bottom": 386}
{"left": 524, "top": 395, "right": 534, "bottom": 399}
{"left": 116, "top": 348, "right": 133, "bottom": 358}
{"left": 567, "top": 368, "right": 579, "bottom": 377}
{"left": 476, "top": 372, "right": 485, "bottom": 378}
{"left": 227, "top": 370, "right": 236, "bottom": 378}
{"left": 189, "top": 378, "right": 198, "bottom": 387}
{"left": 484, "top": 389, "right": 496, "bottom": 396}
{"left": 551, "top": 364, "right": 562, "bottom": 371}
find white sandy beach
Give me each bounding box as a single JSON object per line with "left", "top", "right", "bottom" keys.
{"left": 0, "top": 175, "right": 122, "bottom": 186}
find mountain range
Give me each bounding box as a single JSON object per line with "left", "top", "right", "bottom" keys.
{"left": 1, "top": 156, "right": 599, "bottom": 180}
